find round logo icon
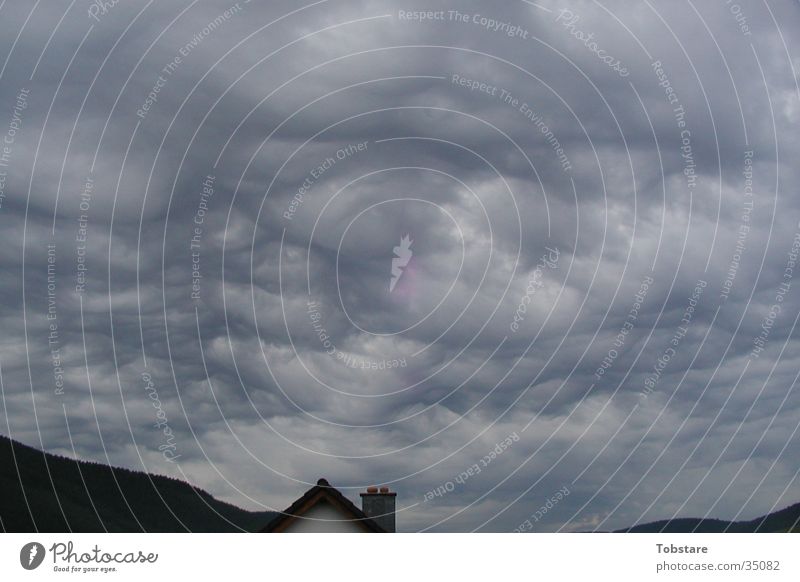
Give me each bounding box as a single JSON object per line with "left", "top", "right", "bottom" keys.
{"left": 19, "top": 542, "right": 46, "bottom": 570}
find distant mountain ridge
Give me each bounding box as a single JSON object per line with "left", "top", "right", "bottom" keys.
{"left": 1, "top": 433, "right": 797, "bottom": 533}
{"left": 0, "top": 434, "right": 276, "bottom": 532}
{"left": 615, "top": 502, "right": 800, "bottom": 533}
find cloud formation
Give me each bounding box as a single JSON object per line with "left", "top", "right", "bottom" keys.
{"left": 0, "top": 0, "right": 798, "bottom": 531}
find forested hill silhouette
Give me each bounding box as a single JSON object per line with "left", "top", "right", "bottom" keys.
{"left": 0, "top": 434, "right": 276, "bottom": 532}
{"left": 2, "top": 433, "right": 798, "bottom": 533}
{"left": 614, "top": 504, "right": 800, "bottom": 533}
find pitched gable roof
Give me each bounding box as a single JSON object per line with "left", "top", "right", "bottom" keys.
{"left": 260, "top": 478, "right": 386, "bottom": 532}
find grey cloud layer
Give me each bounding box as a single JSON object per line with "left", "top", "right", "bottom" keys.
{"left": 0, "top": 0, "right": 798, "bottom": 531}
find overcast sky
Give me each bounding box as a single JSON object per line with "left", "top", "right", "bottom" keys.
{"left": 0, "top": 0, "right": 799, "bottom": 532}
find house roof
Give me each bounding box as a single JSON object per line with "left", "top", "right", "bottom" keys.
{"left": 260, "top": 478, "right": 387, "bottom": 532}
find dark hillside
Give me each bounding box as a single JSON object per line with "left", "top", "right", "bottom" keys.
{"left": 0, "top": 434, "right": 275, "bottom": 532}
{"left": 615, "top": 503, "right": 800, "bottom": 533}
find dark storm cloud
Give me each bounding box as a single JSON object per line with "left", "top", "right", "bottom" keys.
{"left": 0, "top": 0, "right": 798, "bottom": 532}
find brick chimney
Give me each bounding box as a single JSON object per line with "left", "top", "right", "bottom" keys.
{"left": 360, "top": 486, "right": 396, "bottom": 532}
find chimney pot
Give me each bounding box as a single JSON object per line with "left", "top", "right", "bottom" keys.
{"left": 360, "top": 485, "right": 396, "bottom": 532}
